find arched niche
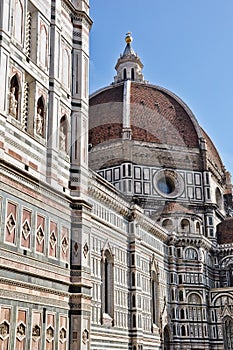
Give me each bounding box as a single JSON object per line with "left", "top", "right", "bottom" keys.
{"left": 180, "top": 219, "right": 190, "bottom": 233}
{"left": 36, "top": 96, "right": 45, "bottom": 137}
{"left": 162, "top": 219, "right": 173, "bottom": 232}
{"left": 9, "top": 74, "right": 20, "bottom": 118}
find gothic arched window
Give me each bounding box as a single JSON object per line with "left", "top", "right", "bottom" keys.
{"left": 151, "top": 271, "right": 159, "bottom": 326}
{"left": 101, "top": 249, "right": 114, "bottom": 324}
{"left": 123, "top": 68, "right": 127, "bottom": 80}
{"left": 188, "top": 293, "right": 203, "bottom": 337}
{"left": 223, "top": 316, "right": 233, "bottom": 350}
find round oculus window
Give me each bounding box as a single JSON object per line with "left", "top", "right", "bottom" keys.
{"left": 153, "top": 169, "right": 184, "bottom": 198}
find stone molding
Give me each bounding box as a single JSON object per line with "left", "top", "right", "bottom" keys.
{"left": 0, "top": 279, "right": 69, "bottom": 308}
{"left": 0, "top": 248, "right": 70, "bottom": 282}
{"left": 0, "top": 164, "right": 70, "bottom": 210}
{"left": 61, "top": 0, "right": 92, "bottom": 29}
{"left": 89, "top": 173, "right": 129, "bottom": 217}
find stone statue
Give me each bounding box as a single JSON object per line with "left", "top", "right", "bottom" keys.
{"left": 59, "top": 125, "right": 66, "bottom": 151}
{"left": 36, "top": 108, "right": 43, "bottom": 136}
{"left": 9, "top": 87, "right": 18, "bottom": 117}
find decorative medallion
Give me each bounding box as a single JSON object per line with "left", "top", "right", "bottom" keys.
{"left": 59, "top": 327, "right": 67, "bottom": 343}
{"left": 49, "top": 231, "right": 57, "bottom": 249}
{"left": 16, "top": 322, "right": 26, "bottom": 341}
{"left": 0, "top": 321, "right": 9, "bottom": 340}
{"left": 46, "top": 325, "right": 54, "bottom": 343}
{"left": 83, "top": 242, "right": 89, "bottom": 258}
{"left": 22, "top": 220, "right": 31, "bottom": 240}
{"left": 61, "top": 236, "right": 69, "bottom": 253}
{"left": 32, "top": 324, "right": 41, "bottom": 342}
{"left": 36, "top": 226, "right": 45, "bottom": 244}
{"left": 6, "top": 214, "right": 16, "bottom": 233}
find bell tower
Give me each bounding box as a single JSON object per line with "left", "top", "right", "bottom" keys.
{"left": 68, "top": 2, "right": 93, "bottom": 350}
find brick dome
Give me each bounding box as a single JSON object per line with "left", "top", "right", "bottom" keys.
{"left": 89, "top": 80, "right": 227, "bottom": 177}
{"left": 89, "top": 81, "right": 201, "bottom": 149}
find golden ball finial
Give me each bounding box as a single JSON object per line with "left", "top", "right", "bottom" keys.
{"left": 125, "top": 32, "right": 133, "bottom": 44}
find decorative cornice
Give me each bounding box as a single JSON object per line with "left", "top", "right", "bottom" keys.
{"left": 89, "top": 171, "right": 167, "bottom": 242}
{"left": 0, "top": 248, "right": 69, "bottom": 282}
{"left": 130, "top": 205, "right": 168, "bottom": 242}
{"left": 174, "top": 233, "right": 212, "bottom": 251}
{"left": 61, "top": 0, "right": 93, "bottom": 29}
{"left": 88, "top": 171, "right": 130, "bottom": 217}
{"left": 0, "top": 163, "right": 71, "bottom": 211}
{"left": 216, "top": 244, "right": 233, "bottom": 256}
{"left": 0, "top": 277, "right": 69, "bottom": 298}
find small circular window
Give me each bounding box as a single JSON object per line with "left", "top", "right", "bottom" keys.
{"left": 153, "top": 169, "right": 184, "bottom": 198}
{"left": 157, "top": 177, "right": 175, "bottom": 194}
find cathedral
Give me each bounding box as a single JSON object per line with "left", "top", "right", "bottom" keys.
{"left": 0, "top": 0, "right": 233, "bottom": 349}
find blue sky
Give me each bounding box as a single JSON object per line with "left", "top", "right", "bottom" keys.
{"left": 89, "top": 0, "right": 233, "bottom": 176}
